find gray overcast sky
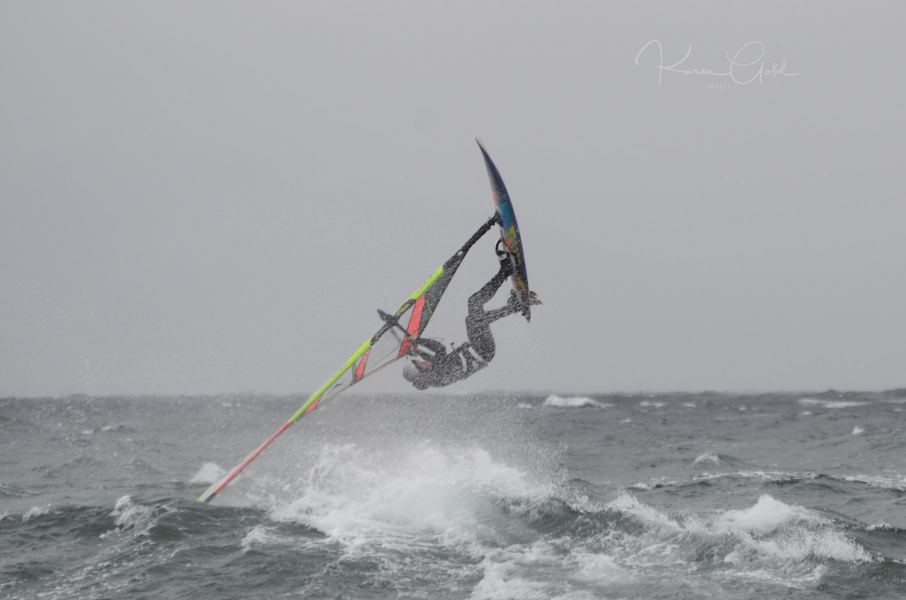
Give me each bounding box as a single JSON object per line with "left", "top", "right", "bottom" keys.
{"left": 1, "top": 2, "right": 904, "bottom": 397}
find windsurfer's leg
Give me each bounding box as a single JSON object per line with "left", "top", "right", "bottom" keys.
{"left": 481, "top": 303, "right": 519, "bottom": 324}
{"left": 464, "top": 317, "right": 495, "bottom": 362}
{"left": 467, "top": 259, "right": 513, "bottom": 318}
{"left": 464, "top": 258, "right": 513, "bottom": 362}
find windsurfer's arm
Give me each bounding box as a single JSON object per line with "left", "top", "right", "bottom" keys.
{"left": 414, "top": 337, "right": 447, "bottom": 358}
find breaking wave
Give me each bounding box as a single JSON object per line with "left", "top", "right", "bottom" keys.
{"left": 542, "top": 395, "right": 608, "bottom": 408}
{"left": 798, "top": 398, "right": 869, "bottom": 409}
{"left": 234, "top": 441, "right": 878, "bottom": 597}
{"left": 269, "top": 442, "right": 554, "bottom": 551}
{"left": 607, "top": 492, "right": 871, "bottom": 571}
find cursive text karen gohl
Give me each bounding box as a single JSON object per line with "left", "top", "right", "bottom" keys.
{"left": 635, "top": 40, "right": 798, "bottom": 87}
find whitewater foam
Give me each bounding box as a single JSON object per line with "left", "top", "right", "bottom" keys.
{"left": 107, "top": 495, "right": 154, "bottom": 534}
{"left": 572, "top": 551, "right": 625, "bottom": 582}
{"left": 271, "top": 442, "right": 554, "bottom": 553}
{"left": 21, "top": 504, "right": 51, "bottom": 522}
{"left": 607, "top": 493, "right": 682, "bottom": 531}
{"left": 714, "top": 494, "right": 824, "bottom": 534}
{"left": 843, "top": 474, "right": 906, "bottom": 491}
{"left": 798, "top": 398, "right": 869, "bottom": 409}
{"left": 606, "top": 492, "right": 872, "bottom": 573}
{"left": 693, "top": 453, "right": 720, "bottom": 466}
{"left": 627, "top": 477, "right": 678, "bottom": 491}
{"left": 470, "top": 551, "right": 549, "bottom": 600}
{"left": 240, "top": 525, "right": 286, "bottom": 552}
{"left": 693, "top": 470, "right": 817, "bottom": 484}
{"left": 190, "top": 462, "right": 226, "bottom": 484}
{"left": 543, "top": 395, "right": 607, "bottom": 408}
{"left": 469, "top": 538, "right": 628, "bottom": 600}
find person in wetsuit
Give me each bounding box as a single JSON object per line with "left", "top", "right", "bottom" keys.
{"left": 401, "top": 241, "right": 538, "bottom": 390}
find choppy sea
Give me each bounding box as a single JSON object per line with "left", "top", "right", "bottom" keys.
{"left": 2, "top": 391, "right": 905, "bottom": 599}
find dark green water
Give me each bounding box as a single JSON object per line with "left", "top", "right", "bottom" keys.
{"left": 2, "top": 391, "right": 905, "bottom": 599}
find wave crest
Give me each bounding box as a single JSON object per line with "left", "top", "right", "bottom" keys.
{"left": 542, "top": 395, "right": 608, "bottom": 408}
{"left": 606, "top": 492, "right": 872, "bottom": 566}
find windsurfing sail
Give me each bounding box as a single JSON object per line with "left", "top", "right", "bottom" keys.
{"left": 197, "top": 214, "right": 499, "bottom": 503}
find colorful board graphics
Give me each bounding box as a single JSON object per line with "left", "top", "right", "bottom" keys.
{"left": 477, "top": 140, "right": 531, "bottom": 321}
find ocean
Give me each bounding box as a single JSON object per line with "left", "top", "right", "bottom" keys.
{"left": 2, "top": 391, "right": 905, "bottom": 599}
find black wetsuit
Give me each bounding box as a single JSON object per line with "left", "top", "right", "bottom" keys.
{"left": 407, "top": 259, "right": 516, "bottom": 389}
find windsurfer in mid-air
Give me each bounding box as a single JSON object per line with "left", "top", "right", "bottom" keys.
{"left": 197, "top": 143, "right": 538, "bottom": 504}
{"left": 401, "top": 240, "right": 540, "bottom": 390}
